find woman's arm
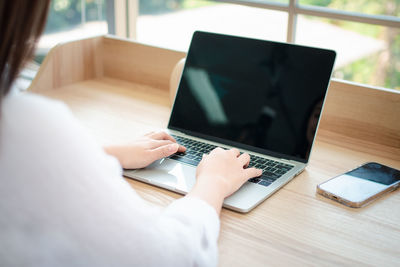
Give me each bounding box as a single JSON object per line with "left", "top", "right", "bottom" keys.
{"left": 105, "top": 131, "right": 262, "bottom": 215}
{"left": 104, "top": 131, "right": 186, "bottom": 169}
{"left": 189, "top": 147, "right": 262, "bottom": 215}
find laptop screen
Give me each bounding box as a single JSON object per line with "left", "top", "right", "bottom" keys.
{"left": 168, "top": 31, "right": 336, "bottom": 163}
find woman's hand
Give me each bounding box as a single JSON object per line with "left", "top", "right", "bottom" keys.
{"left": 188, "top": 148, "right": 262, "bottom": 215}
{"left": 104, "top": 131, "right": 186, "bottom": 169}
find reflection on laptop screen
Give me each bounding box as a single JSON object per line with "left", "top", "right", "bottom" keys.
{"left": 169, "top": 31, "right": 336, "bottom": 163}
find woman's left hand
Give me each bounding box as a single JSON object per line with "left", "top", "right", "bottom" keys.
{"left": 104, "top": 131, "right": 186, "bottom": 169}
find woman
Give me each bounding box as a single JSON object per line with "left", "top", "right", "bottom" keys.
{"left": 0, "top": 1, "right": 261, "bottom": 266}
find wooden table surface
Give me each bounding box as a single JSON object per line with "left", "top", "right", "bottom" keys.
{"left": 38, "top": 76, "right": 400, "bottom": 267}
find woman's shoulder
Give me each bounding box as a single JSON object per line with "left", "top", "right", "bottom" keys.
{"left": 3, "top": 92, "right": 87, "bottom": 138}
{"left": 3, "top": 91, "right": 71, "bottom": 119}
{"left": 2, "top": 92, "right": 108, "bottom": 162}
{"left": 1, "top": 91, "right": 122, "bottom": 181}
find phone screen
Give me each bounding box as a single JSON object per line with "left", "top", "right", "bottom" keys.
{"left": 318, "top": 162, "right": 400, "bottom": 204}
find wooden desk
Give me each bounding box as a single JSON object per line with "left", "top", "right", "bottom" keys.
{"left": 30, "top": 36, "right": 400, "bottom": 266}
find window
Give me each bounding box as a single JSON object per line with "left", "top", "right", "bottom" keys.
{"left": 37, "top": 0, "right": 109, "bottom": 59}
{"left": 137, "top": 1, "right": 288, "bottom": 51}
{"left": 16, "top": 0, "right": 110, "bottom": 90}
{"left": 133, "top": 0, "right": 400, "bottom": 90}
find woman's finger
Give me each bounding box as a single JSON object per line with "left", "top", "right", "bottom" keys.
{"left": 238, "top": 153, "right": 250, "bottom": 167}
{"left": 244, "top": 167, "right": 263, "bottom": 179}
{"left": 177, "top": 144, "right": 186, "bottom": 152}
{"left": 148, "top": 139, "right": 186, "bottom": 152}
{"left": 149, "top": 131, "right": 177, "bottom": 142}
{"left": 230, "top": 148, "right": 240, "bottom": 157}
{"left": 148, "top": 139, "right": 174, "bottom": 149}
{"left": 144, "top": 131, "right": 155, "bottom": 136}
{"left": 150, "top": 143, "right": 180, "bottom": 160}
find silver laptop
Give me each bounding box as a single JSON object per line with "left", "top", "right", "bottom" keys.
{"left": 124, "top": 31, "right": 336, "bottom": 213}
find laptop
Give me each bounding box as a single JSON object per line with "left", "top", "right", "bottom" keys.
{"left": 124, "top": 31, "right": 336, "bottom": 212}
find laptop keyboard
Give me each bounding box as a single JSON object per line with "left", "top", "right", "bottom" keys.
{"left": 169, "top": 134, "right": 294, "bottom": 187}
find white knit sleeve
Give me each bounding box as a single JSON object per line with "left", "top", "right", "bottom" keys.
{"left": 143, "top": 196, "right": 220, "bottom": 267}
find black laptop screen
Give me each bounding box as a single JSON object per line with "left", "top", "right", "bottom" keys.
{"left": 168, "top": 31, "right": 336, "bottom": 163}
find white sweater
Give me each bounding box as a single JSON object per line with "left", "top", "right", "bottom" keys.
{"left": 0, "top": 92, "right": 219, "bottom": 267}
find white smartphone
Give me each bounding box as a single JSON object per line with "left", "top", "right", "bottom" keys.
{"left": 317, "top": 162, "right": 400, "bottom": 208}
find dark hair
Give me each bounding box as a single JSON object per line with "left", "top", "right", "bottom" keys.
{"left": 0, "top": 1, "right": 50, "bottom": 99}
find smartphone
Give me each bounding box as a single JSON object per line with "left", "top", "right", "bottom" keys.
{"left": 317, "top": 162, "right": 400, "bottom": 208}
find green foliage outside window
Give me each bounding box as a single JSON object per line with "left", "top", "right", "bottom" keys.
{"left": 45, "top": 0, "right": 105, "bottom": 33}
{"left": 44, "top": 0, "right": 400, "bottom": 89}
{"left": 301, "top": 0, "right": 400, "bottom": 90}
{"left": 141, "top": 0, "right": 400, "bottom": 90}
{"left": 139, "top": 0, "right": 214, "bottom": 14}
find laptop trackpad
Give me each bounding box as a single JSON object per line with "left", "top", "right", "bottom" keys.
{"left": 133, "top": 158, "right": 197, "bottom": 193}
{"left": 125, "top": 158, "right": 271, "bottom": 212}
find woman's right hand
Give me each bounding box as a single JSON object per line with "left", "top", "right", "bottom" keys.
{"left": 188, "top": 147, "right": 262, "bottom": 215}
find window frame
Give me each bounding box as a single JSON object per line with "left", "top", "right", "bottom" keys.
{"left": 114, "top": 0, "right": 400, "bottom": 90}
{"left": 217, "top": 0, "right": 400, "bottom": 43}
{"left": 107, "top": 0, "right": 138, "bottom": 39}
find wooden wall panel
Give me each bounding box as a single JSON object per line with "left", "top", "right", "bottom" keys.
{"left": 30, "top": 36, "right": 103, "bottom": 92}
{"left": 320, "top": 80, "right": 400, "bottom": 148}
{"left": 102, "top": 37, "right": 185, "bottom": 91}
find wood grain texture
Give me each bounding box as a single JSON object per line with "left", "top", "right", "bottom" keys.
{"left": 320, "top": 80, "right": 400, "bottom": 149}
{"left": 37, "top": 77, "right": 171, "bottom": 145}
{"left": 102, "top": 36, "right": 185, "bottom": 91}
{"left": 28, "top": 36, "right": 400, "bottom": 266}
{"left": 30, "top": 36, "right": 103, "bottom": 92}
{"left": 30, "top": 35, "right": 185, "bottom": 93}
